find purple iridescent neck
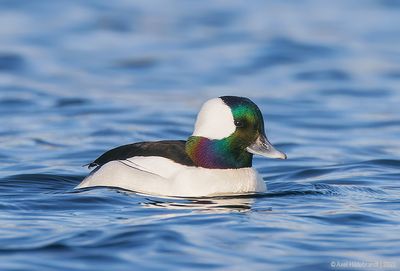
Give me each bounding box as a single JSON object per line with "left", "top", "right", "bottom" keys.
{"left": 185, "top": 136, "right": 253, "bottom": 169}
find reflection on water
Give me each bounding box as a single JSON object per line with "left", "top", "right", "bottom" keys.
{"left": 1, "top": 0, "right": 400, "bottom": 270}
{"left": 142, "top": 196, "right": 255, "bottom": 213}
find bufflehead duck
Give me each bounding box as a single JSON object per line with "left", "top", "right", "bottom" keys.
{"left": 76, "top": 96, "right": 286, "bottom": 197}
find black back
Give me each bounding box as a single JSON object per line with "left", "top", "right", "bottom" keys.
{"left": 88, "top": 140, "right": 195, "bottom": 168}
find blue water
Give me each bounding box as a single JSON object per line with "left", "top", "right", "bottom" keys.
{"left": 1, "top": 0, "right": 400, "bottom": 270}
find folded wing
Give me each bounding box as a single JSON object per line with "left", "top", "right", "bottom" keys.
{"left": 88, "top": 140, "right": 195, "bottom": 169}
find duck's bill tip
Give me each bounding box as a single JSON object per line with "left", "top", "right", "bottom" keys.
{"left": 279, "top": 152, "right": 287, "bottom": 160}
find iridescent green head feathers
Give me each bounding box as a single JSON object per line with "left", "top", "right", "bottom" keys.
{"left": 185, "top": 96, "right": 286, "bottom": 169}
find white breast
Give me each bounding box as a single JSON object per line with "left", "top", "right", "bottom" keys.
{"left": 76, "top": 156, "right": 266, "bottom": 197}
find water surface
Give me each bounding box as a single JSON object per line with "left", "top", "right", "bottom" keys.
{"left": 1, "top": 0, "right": 400, "bottom": 270}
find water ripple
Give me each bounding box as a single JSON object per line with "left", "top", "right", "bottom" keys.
{"left": 1, "top": 0, "right": 400, "bottom": 270}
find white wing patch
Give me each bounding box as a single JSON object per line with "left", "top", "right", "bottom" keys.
{"left": 124, "top": 156, "right": 184, "bottom": 179}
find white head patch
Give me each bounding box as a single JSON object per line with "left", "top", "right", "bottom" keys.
{"left": 192, "top": 98, "right": 236, "bottom": 140}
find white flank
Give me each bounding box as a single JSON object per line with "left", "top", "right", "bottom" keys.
{"left": 75, "top": 156, "right": 266, "bottom": 197}
{"left": 192, "top": 98, "right": 236, "bottom": 140}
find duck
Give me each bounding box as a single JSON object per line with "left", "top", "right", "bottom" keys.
{"left": 75, "top": 96, "right": 287, "bottom": 197}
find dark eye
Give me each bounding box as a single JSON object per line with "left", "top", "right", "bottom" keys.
{"left": 234, "top": 120, "right": 245, "bottom": 128}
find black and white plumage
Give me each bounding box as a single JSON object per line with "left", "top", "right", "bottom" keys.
{"left": 76, "top": 96, "right": 286, "bottom": 197}
{"left": 88, "top": 140, "right": 195, "bottom": 169}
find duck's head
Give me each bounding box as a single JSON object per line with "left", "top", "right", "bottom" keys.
{"left": 186, "top": 96, "right": 286, "bottom": 169}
